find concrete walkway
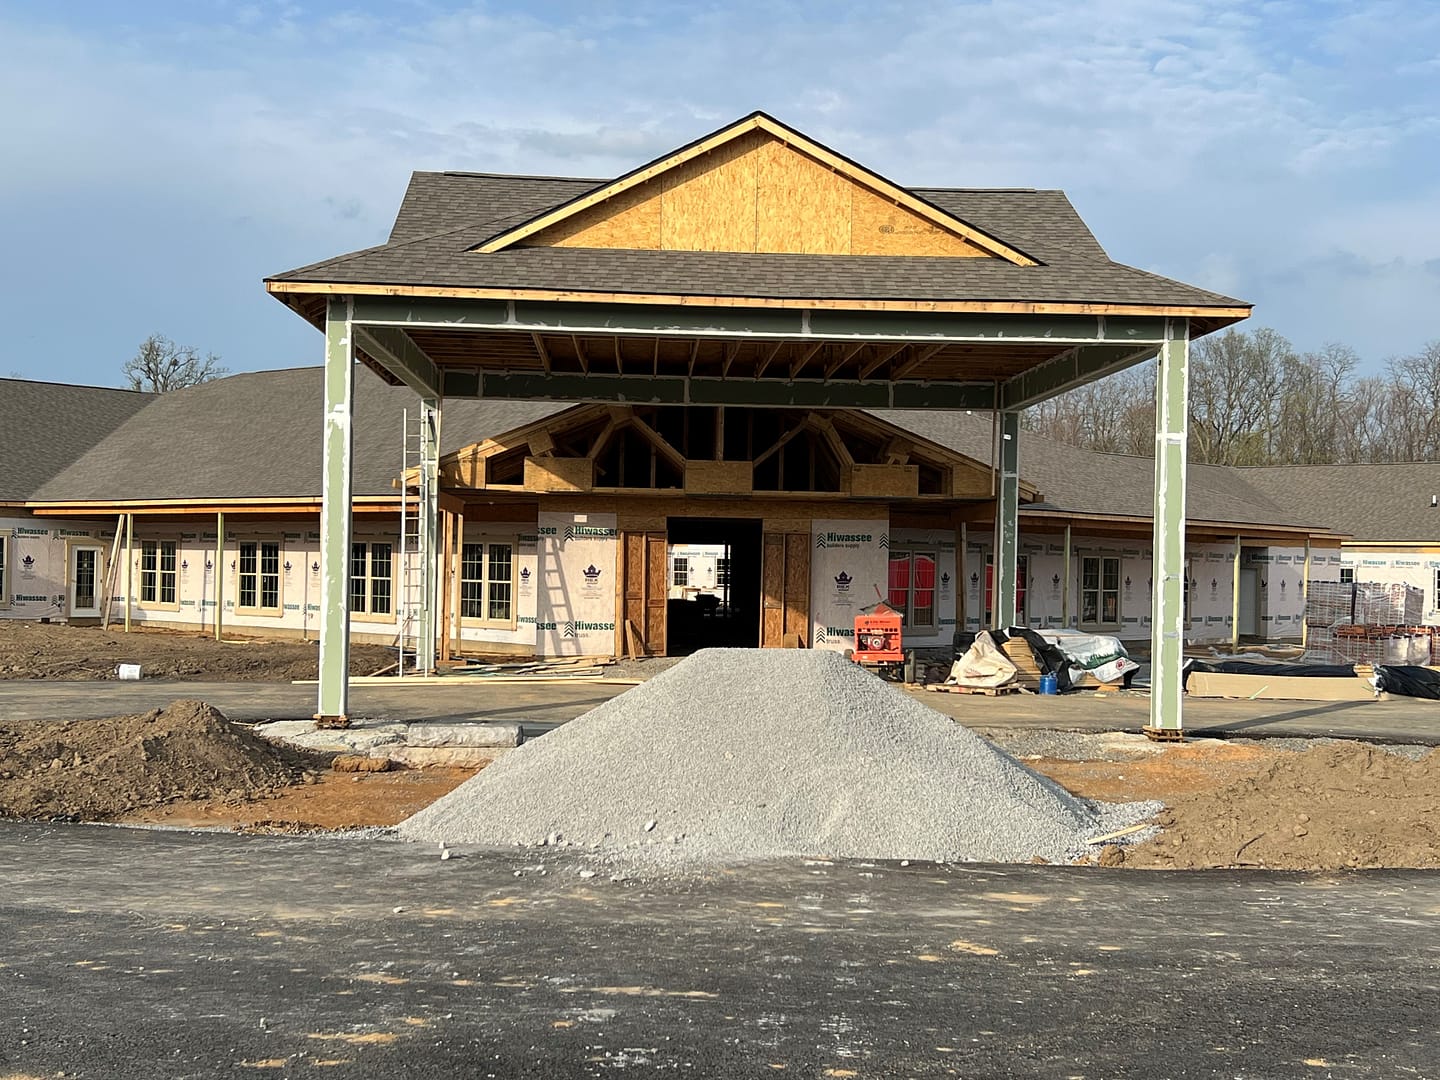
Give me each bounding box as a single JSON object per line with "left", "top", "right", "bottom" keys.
{"left": 2, "top": 675, "right": 1437, "bottom": 743}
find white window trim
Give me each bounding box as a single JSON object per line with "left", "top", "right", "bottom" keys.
{"left": 235, "top": 538, "right": 283, "bottom": 616}
{"left": 136, "top": 536, "right": 181, "bottom": 612}
{"left": 1079, "top": 553, "right": 1122, "bottom": 631}
{"left": 672, "top": 555, "right": 690, "bottom": 587}
{"left": 0, "top": 529, "right": 11, "bottom": 609}
{"left": 458, "top": 534, "right": 518, "bottom": 630}
{"left": 349, "top": 539, "right": 397, "bottom": 623}
{"left": 1339, "top": 566, "right": 1354, "bottom": 585}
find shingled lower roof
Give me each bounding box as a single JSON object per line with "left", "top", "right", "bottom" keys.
{"left": 1240, "top": 463, "right": 1440, "bottom": 544}
{"left": 0, "top": 379, "right": 154, "bottom": 502}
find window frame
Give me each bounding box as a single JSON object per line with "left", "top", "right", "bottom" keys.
{"left": 348, "top": 539, "right": 396, "bottom": 622}
{"left": 715, "top": 556, "right": 730, "bottom": 587}
{"left": 458, "top": 535, "right": 518, "bottom": 630}
{"left": 1339, "top": 566, "right": 1354, "bottom": 585}
{"left": 137, "top": 537, "right": 181, "bottom": 611}
{"left": 887, "top": 548, "right": 939, "bottom": 630}
{"left": 671, "top": 555, "right": 689, "bottom": 588}
{"left": 235, "top": 539, "right": 283, "bottom": 616}
{"left": 1079, "top": 553, "right": 1122, "bottom": 630}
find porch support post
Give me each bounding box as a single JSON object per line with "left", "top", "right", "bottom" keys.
{"left": 992, "top": 410, "right": 1021, "bottom": 629}
{"left": 418, "top": 396, "right": 442, "bottom": 675}
{"left": 1302, "top": 537, "right": 1312, "bottom": 649}
{"left": 958, "top": 522, "right": 968, "bottom": 631}
{"left": 214, "top": 512, "right": 224, "bottom": 641}
{"left": 1062, "top": 524, "right": 1072, "bottom": 629}
{"left": 318, "top": 297, "right": 355, "bottom": 723}
{"left": 1231, "top": 536, "right": 1242, "bottom": 649}
{"left": 1148, "top": 319, "right": 1190, "bottom": 734}
{"left": 124, "top": 513, "right": 134, "bottom": 632}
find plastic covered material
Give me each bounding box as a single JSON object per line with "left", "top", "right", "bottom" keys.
{"left": 1374, "top": 665, "right": 1440, "bottom": 700}
{"left": 947, "top": 630, "right": 1019, "bottom": 689}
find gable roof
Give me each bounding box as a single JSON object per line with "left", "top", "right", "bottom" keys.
{"left": 1240, "top": 463, "right": 1440, "bottom": 544}
{"left": 267, "top": 114, "right": 1248, "bottom": 324}
{"left": 0, "top": 378, "right": 154, "bottom": 502}
{"left": 474, "top": 112, "right": 1037, "bottom": 264}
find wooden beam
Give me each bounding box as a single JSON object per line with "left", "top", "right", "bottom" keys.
{"left": 614, "top": 337, "right": 624, "bottom": 375}
{"left": 824, "top": 341, "right": 868, "bottom": 380}
{"left": 715, "top": 406, "right": 725, "bottom": 461}
{"left": 789, "top": 341, "right": 825, "bottom": 379}
{"left": 890, "top": 344, "right": 946, "bottom": 380}
{"left": 882, "top": 436, "right": 912, "bottom": 465}
{"left": 687, "top": 339, "right": 701, "bottom": 376}
{"left": 723, "top": 341, "right": 739, "bottom": 378}
{"left": 652, "top": 337, "right": 661, "bottom": 376}
{"left": 859, "top": 342, "right": 908, "bottom": 380}
{"left": 586, "top": 416, "right": 622, "bottom": 461}
{"left": 627, "top": 414, "right": 687, "bottom": 473}
{"left": 531, "top": 333, "right": 552, "bottom": 374}
{"left": 811, "top": 415, "right": 855, "bottom": 468}
{"left": 570, "top": 335, "right": 590, "bottom": 374}
{"left": 753, "top": 423, "right": 807, "bottom": 468}
{"left": 754, "top": 341, "right": 787, "bottom": 380}
{"left": 267, "top": 280, "right": 1255, "bottom": 321}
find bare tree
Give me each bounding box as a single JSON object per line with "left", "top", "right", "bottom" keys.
{"left": 123, "top": 334, "right": 228, "bottom": 392}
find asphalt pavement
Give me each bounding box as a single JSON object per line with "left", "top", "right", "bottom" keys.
{"left": 1, "top": 823, "right": 1437, "bottom": 1078}
{"left": 3, "top": 676, "right": 1438, "bottom": 743}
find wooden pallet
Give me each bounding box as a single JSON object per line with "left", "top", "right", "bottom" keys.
{"left": 1142, "top": 725, "right": 1185, "bottom": 743}
{"left": 926, "top": 683, "right": 1024, "bottom": 696}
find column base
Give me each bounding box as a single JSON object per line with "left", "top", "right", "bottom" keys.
{"left": 314, "top": 714, "right": 352, "bottom": 730}
{"left": 1142, "top": 725, "right": 1185, "bottom": 742}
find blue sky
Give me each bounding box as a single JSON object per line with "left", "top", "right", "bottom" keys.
{"left": 1, "top": 0, "right": 1436, "bottom": 385}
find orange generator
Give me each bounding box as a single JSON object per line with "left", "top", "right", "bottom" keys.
{"left": 851, "top": 601, "right": 904, "bottom": 664}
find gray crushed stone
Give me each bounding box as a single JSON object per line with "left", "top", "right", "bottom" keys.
{"left": 400, "top": 649, "right": 1159, "bottom": 869}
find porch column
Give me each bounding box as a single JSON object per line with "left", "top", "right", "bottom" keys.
{"left": 418, "top": 396, "right": 442, "bottom": 675}
{"left": 1149, "top": 319, "right": 1190, "bottom": 733}
{"left": 1231, "top": 535, "right": 1242, "bottom": 648}
{"left": 1302, "top": 538, "right": 1312, "bottom": 649}
{"left": 1062, "top": 524, "right": 1072, "bottom": 629}
{"left": 992, "top": 410, "right": 1021, "bottom": 628}
{"left": 318, "top": 297, "right": 355, "bottom": 723}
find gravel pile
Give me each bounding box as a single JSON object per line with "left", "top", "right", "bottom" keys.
{"left": 400, "top": 649, "right": 1158, "bottom": 868}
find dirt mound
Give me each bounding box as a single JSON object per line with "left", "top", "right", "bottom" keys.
{"left": 0, "top": 700, "right": 317, "bottom": 821}
{"left": 1127, "top": 741, "right": 1440, "bottom": 869}
{"left": 0, "top": 622, "right": 397, "bottom": 681}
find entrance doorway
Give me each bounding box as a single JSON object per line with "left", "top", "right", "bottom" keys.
{"left": 69, "top": 544, "right": 104, "bottom": 618}
{"left": 664, "top": 518, "right": 762, "bottom": 655}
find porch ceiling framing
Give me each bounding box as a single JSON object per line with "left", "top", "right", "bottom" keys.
{"left": 332, "top": 296, "right": 1176, "bottom": 410}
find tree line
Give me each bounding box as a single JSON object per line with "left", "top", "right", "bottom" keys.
{"left": 1023, "top": 328, "right": 1440, "bottom": 465}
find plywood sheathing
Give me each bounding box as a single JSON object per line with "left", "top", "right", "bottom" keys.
{"left": 527, "top": 129, "right": 997, "bottom": 259}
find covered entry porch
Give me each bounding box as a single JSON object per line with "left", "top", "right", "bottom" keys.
{"left": 274, "top": 289, "right": 1204, "bottom": 733}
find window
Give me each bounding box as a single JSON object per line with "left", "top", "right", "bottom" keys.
{"left": 1435, "top": 568, "right": 1440, "bottom": 610}
{"left": 1081, "top": 556, "right": 1121, "bottom": 627}
{"left": 460, "top": 541, "right": 515, "bottom": 624}
{"left": 0, "top": 530, "right": 9, "bottom": 608}
{"left": 1339, "top": 566, "right": 1354, "bottom": 585}
{"left": 983, "top": 555, "right": 1028, "bottom": 626}
{"left": 350, "top": 542, "right": 393, "bottom": 616}
{"left": 716, "top": 557, "right": 730, "bottom": 587}
{"left": 672, "top": 556, "right": 689, "bottom": 587}
{"left": 238, "top": 540, "right": 281, "bottom": 612}
{"left": 887, "top": 550, "right": 938, "bottom": 628}
{"left": 140, "top": 539, "right": 178, "bottom": 605}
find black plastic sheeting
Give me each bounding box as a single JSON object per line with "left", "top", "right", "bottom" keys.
{"left": 1187, "top": 660, "right": 1358, "bottom": 680}
{"left": 1374, "top": 665, "right": 1440, "bottom": 700}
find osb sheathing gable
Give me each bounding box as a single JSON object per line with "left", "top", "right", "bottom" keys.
{"left": 526, "top": 130, "right": 996, "bottom": 258}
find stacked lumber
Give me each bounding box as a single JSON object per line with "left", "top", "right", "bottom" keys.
{"left": 1000, "top": 637, "right": 1044, "bottom": 690}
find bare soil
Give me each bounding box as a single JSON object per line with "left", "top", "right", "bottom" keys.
{"left": 0, "top": 700, "right": 319, "bottom": 820}
{"left": 4, "top": 694, "right": 1437, "bottom": 869}
{"left": 0, "top": 621, "right": 397, "bottom": 681}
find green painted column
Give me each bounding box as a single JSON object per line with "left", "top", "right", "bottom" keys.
{"left": 1149, "top": 319, "right": 1191, "bottom": 733}
{"left": 992, "top": 410, "right": 1021, "bottom": 629}
{"left": 1231, "top": 536, "right": 1242, "bottom": 648}
{"left": 418, "top": 396, "right": 442, "bottom": 675}
{"left": 317, "top": 298, "right": 355, "bottom": 722}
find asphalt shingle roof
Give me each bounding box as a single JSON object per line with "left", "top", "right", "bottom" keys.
{"left": 28, "top": 367, "right": 564, "bottom": 503}
{"left": 0, "top": 379, "right": 154, "bottom": 502}
{"left": 270, "top": 171, "right": 1243, "bottom": 310}
{"left": 1240, "top": 463, "right": 1440, "bottom": 543}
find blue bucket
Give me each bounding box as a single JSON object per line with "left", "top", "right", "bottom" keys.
{"left": 1038, "top": 672, "right": 1058, "bottom": 695}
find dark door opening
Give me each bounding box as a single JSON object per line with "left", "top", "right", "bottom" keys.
{"left": 665, "top": 517, "right": 763, "bottom": 655}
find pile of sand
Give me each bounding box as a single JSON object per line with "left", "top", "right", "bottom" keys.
{"left": 400, "top": 649, "right": 1157, "bottom": 867}
{"left": 0, "top": 700, "right": 313, "bottom": 821}
{"left": 1127, "top": 741, "right": 1440, "bottom": 869}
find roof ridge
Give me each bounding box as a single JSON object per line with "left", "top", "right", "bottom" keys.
{"left": 0, "top": 377, "right": 153, "bottom": 395}
{"left": 433, "top": 170, "right": 605, "bottom": 183}
{"left": 1241, "top": 460, "right": 1440, "bottom": 470}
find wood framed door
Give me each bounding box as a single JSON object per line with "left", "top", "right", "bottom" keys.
{"left": 761, "top": 531, "right": 810, "bottom": 647}
{"left": 619, "top": 530, "right": 667, "bottom": 655}
{"left": 69, "top": 544, "right": 104, "bottom": 618}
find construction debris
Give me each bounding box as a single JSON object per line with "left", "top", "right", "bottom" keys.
{"left": 399, "top": 649, "right": 1159, "bottom": 868}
